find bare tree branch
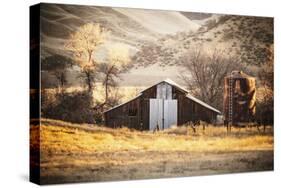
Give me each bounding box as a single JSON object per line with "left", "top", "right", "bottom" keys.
{"left": 179, "top": 47, "right": 246, "bottom": 110}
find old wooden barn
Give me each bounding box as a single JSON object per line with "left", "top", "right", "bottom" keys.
{"left": 104, "top": 79, "right": 221, "bottom": 131}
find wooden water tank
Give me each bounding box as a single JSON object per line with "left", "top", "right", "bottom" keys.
{"left": 223, "top": 71, "right": 256, "bottom": 125}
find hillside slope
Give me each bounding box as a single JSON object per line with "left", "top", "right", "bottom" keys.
{"left": 133, "top": 15, "right": 273, "bottom": 67}
{"left": 41, "top": 4, "right": 199, "bottom": 60}
{"left": 40, "top": 4, "right": 273, "bottom": 88}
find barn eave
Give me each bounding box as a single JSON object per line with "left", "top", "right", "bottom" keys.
{"left": 103, "top": 78, "right": 221, "bottom": 115}
{"left": 103, "top": 93, "right": 142, "bottom": 113}
{"left": 185, "top": 94, "right": 221, "bottom": 114}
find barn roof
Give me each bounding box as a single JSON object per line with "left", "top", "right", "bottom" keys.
{"left": 156, "top": 78, "right": 220, "bottom": 114}
{"left": 103, "top": 93, "right": 142, "bottom": 113}
{"left": 104, "top": 78, "right": 221, "bottom": 114}
{"left": 185, "top": 94, "right": 221, "bottom": 114}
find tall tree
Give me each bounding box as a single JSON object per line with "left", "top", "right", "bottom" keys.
{"left": 100, "top": 44, "right": 130, "bottom": 105}
{"left": 41, "top": 54, "right": 73, "bottom": 93}
{"left": 258, "top": 45, "right": 274, "bottom": 91}
{"left": 65, "top": 23, "right": 109, "bottom": 93}
{"left": 256, "top": 44, "right": 274, "bottom": 124}
{"left": 179, "top": 48, "right": 245, "bottom": 110}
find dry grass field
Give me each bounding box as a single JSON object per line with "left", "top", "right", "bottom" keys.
{"left": 30, "top": 119, "right": 273, "bottom": 184}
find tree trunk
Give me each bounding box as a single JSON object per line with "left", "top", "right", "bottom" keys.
{"left": 59, "top": 72, "right": 66, "bottom": 94}
{"left": 86, "top": 72, "right": 92, "bottom": 92}
{"left": 105, "top": 74, "right": 109, "bottom": 104}
{"left": 88, "top": 50, "right": 93, "bottom": 65}
{"left": 84, "top": 70, "right": 94, "bottom": 102}
{"left": 54, "top": 71, "right": 66, "bottom": 94}
{"left": 104, "top": 65, "right": 115, "bottom": 104}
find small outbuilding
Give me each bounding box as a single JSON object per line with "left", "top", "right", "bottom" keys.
{"left": 104, "top": 78, "right": 221, "bottom": 131}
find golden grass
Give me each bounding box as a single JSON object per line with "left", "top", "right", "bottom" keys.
{"left": 30, "top": 119, "right": 273, "bottom": 184}
{"left": 31, "top": 119, "right": 273, "bottom": 155}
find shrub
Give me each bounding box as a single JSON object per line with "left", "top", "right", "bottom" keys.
{"left": 42, "top": 91, "right": 98, "bottom": 124}
{"left": 256, "top": 99, "right": 273, "bottom": 125}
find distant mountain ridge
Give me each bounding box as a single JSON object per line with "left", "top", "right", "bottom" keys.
{"left": 41, "top": 3, "right": 202, "bottom": 60}
{"left": 40, "top": 4, "right": 273, "bottom": 87}
{"left": 133, "top": 15, "right": 273, "bottom": 67}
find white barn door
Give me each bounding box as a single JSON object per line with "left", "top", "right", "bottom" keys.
{"left": 164, "top": 100, "right": 177, "bottom": 129}
{"left": 149, "top": 99, "right": 177, "bottom": 130}
{"left": 149, "top": 99, "right": 163, "bottom": 131}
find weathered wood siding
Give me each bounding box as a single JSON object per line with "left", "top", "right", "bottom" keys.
{"left": 140, "top": 98, "right": 150, "bottom": 130}
{"left": 104, "top": 97, "right": 139, "bottom": 129}
{"left": 104, "top": 83, "right": 219, "bottom": 130}
{"left": 104, "top": 96, "right": 150, "bottom": 130}
{"left": 178, "top": 95, "right": 217, "bottom": 124}
{"left": 142, "top": 86, "right": 157, "bottom": 98}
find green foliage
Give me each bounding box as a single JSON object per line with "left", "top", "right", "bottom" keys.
{"left": 42, "top": 91, "right": 98, "bottom": 124}
{"left": 255, "top": 45, "right": 273, "bottom": 125}
{"left": 256, "top": 99, "right": 273, "bottom": 125}
{"left": 41, "top": 54, "right": 74, "bottom": 89}
{"left": 41, "top": 54, "right": 74, "bottom": 73}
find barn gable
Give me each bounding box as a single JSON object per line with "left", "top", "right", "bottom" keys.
{"left": 141, "top": 78, "right": 189, "bottom": 94}
{"left": 104, "top": 78, "right": 221, "bottom": 130}
{"left": 140, "top": 78, "right": 220, "bottom": 114}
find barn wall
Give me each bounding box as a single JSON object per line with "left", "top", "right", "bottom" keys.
{"left": 105, "top": 83, "right": 219, "bottom": 130}
{"left": 172, "top": 87, "right": 186, "bottom": 99}
{"left": 104, "top": 97, "right": 139, "bottom": 129}
{"left": 104, "top": 96, "right": 150, "bottom": 130}
{"left": 140, "top": 97, "right": 150, "bottom": 130}
{"left": 178, "top": 95, "right": 193, "bottom": 124}
{"left": 178, "top": 95, "right": 217, "bottom": 124}
{"left": 142, "top": 86, "right": 157, "bottom": 98}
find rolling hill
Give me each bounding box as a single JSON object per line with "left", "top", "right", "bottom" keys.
{"left": 40, "top": 3, "right": 273, "bottom": 87}
{"left": 133, "top": 15, "right": 273, "bottom": 68}
{"left": 41, "top": 3, "right": 200, "bottom": 60}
